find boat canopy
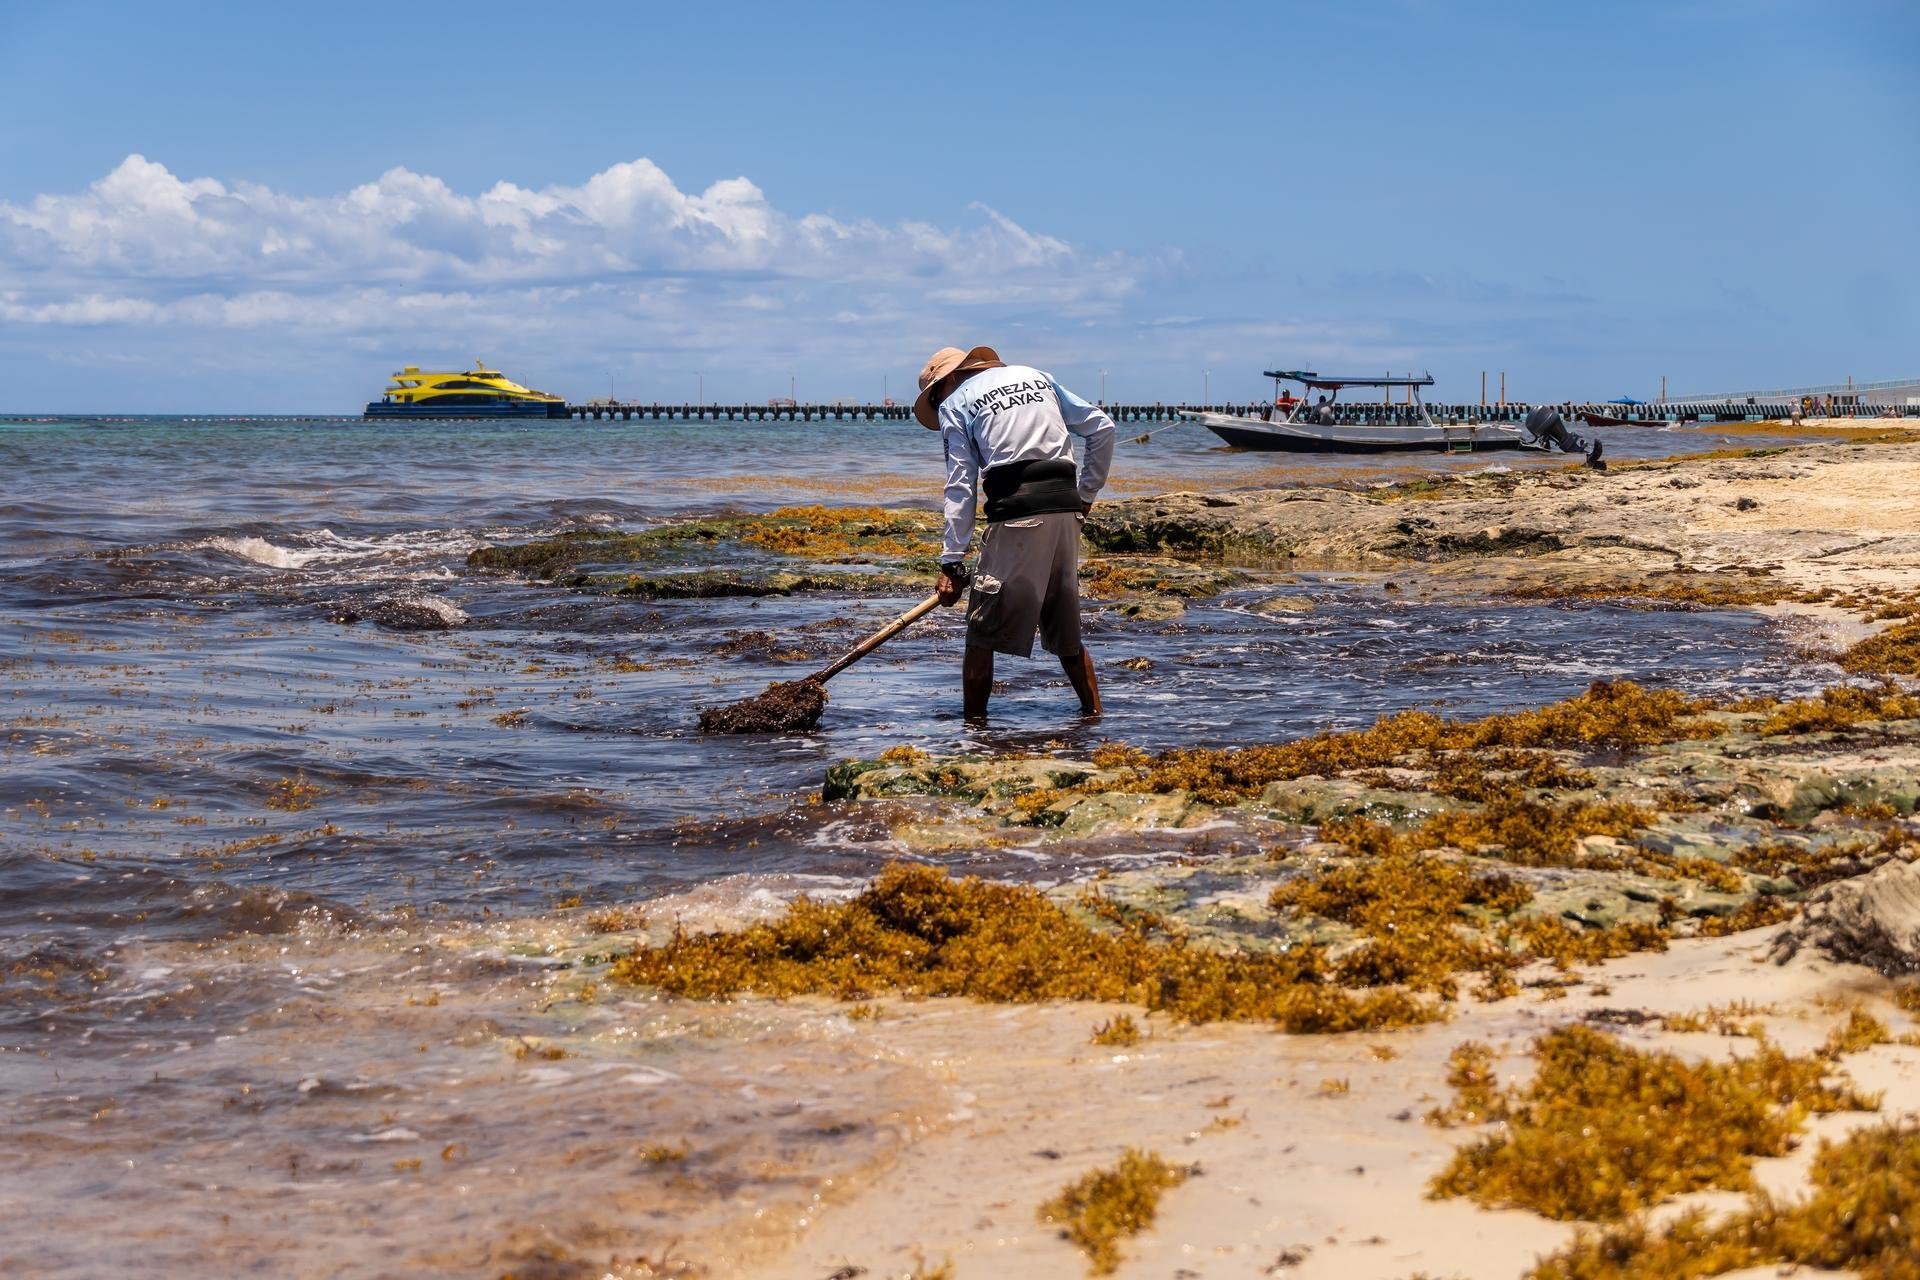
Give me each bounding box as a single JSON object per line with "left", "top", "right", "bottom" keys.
{"left": 1264, "top": 370, "right": 1435, "bottom": 391}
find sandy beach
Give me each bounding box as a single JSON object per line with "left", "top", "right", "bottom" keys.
{"left": 738, "top": 934, "right": 1919, "bottom": 1280}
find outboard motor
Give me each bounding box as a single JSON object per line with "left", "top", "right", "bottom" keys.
{"left": 1523, "top": 405, "right": 1605, "bottom": 469}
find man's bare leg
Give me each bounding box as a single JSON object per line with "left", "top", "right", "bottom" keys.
{"left": 1060, "top": 648, "right": 1101, "bottom": 716}
{"left": 962, "top": 642, "right": 994, "bottom": 721}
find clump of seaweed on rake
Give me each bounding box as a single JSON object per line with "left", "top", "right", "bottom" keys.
{"left": 696, "top": 677, "right": 827, "bottom": 733}
{"left": 609, "top": 862, "right": 1435, "bottom": 1033}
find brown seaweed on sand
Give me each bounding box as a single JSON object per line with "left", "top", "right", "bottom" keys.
{"left": 698, "top": 678, "right": 828, "bottom": 733}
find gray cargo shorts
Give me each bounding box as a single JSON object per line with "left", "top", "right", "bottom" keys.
{"left": 965, "top": 510, "right": 1084, "bottom": 659}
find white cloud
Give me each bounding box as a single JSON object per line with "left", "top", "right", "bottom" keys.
{"left": 0, "top": 154, "right": 1441, "bottom": 407}
{"left": 0, "top": 153, "right": 1118, "bottom": 294}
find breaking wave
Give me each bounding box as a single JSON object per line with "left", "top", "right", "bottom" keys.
{"left": 204, "top": 526, "right": 481, "bottom": 572}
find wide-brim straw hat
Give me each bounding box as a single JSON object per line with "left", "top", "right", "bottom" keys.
{"left": 914, "top": 345, "right": 1001, "bottom": 429}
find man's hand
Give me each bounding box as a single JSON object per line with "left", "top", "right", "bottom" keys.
{"left": 936, "top": 568, "right": 966, "bottom": 607}
{"left": 1080, "top": 499, "right": 1095, "bottom": 515}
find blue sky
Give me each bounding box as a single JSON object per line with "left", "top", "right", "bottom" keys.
{"left": 2, "top": 0, "right": 1914, "bottom": 412}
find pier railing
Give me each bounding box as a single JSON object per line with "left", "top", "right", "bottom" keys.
{"left": 1670, "top": 376, "right": 1920, "bottom": 405}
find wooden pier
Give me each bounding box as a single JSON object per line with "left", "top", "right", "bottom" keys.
{"left": 556, "top": 398, "right": 1900, "bottom": 425}
{"left": 563, "top": 402, "right": 918, "bottom": 422}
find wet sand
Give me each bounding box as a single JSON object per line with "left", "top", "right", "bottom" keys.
{"left": 0, "top": 914, "right": 944, "bottom": 1278}
{"left": 742, "top": 931, "right": 1920, "bottom": 1280}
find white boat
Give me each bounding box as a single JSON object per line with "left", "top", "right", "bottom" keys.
{"left": 1184, "top": 370, "right": 1531, "bottom": 453}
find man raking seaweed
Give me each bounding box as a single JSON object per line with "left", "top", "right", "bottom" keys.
{"left": 699, "top": 344, "right": 1116, "bottom": 732}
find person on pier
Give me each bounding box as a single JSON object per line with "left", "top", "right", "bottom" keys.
{"left": 914, "top": 345, "right": 1115, "bottom": 722}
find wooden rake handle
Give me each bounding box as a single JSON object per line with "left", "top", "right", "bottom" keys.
{"left": 806, "top": 592, "right": 944, "bottom": 686}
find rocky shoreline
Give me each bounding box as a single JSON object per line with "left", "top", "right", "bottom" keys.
{"left": 818, "top": 685, "right": 1920, "bottom": 966}
{"left": 466, "top": 439, "right": 1920, "bottom": 627}
{"left": 459, "top": 444, "right": 1920, "bottom": 996}
{"left": 644, "top": 442, "right": 1920, "bottom": 1277}
{"left": 1084, "top": 438, "right": 1920, "bottom": 594}
{"left": 442, "top": 440, "right": 1920, "bottom": 1277}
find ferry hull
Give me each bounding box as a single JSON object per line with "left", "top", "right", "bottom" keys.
{"left": 364, "top": 401, "right": 570, "bottom": 420}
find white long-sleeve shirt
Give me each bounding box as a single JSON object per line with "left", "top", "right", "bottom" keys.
{"left": 937, "top": 364, "right": 1116, "bottom": 561}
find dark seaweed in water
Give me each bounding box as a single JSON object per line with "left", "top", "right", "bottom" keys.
{"left": 699, "top": 678, "right": 828, "bottom": 733}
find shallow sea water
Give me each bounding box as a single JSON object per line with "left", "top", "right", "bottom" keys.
{"left": 0, "top": 413, "right": 1837, "bottom": 1275}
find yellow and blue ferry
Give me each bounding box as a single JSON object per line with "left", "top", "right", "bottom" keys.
{"left": 364, "top": 361, "right": 568, "bottom": 418}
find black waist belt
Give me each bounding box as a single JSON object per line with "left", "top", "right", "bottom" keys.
{"left": 982, "top": 457, "right": 1081, "bottom": 523}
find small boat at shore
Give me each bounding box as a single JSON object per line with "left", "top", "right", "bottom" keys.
{"left": 1578, "top": 409, "right": 1689, "bottom": 429}
{"left": 1185, "top": 370, "right": 1530, "bottom": 453}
